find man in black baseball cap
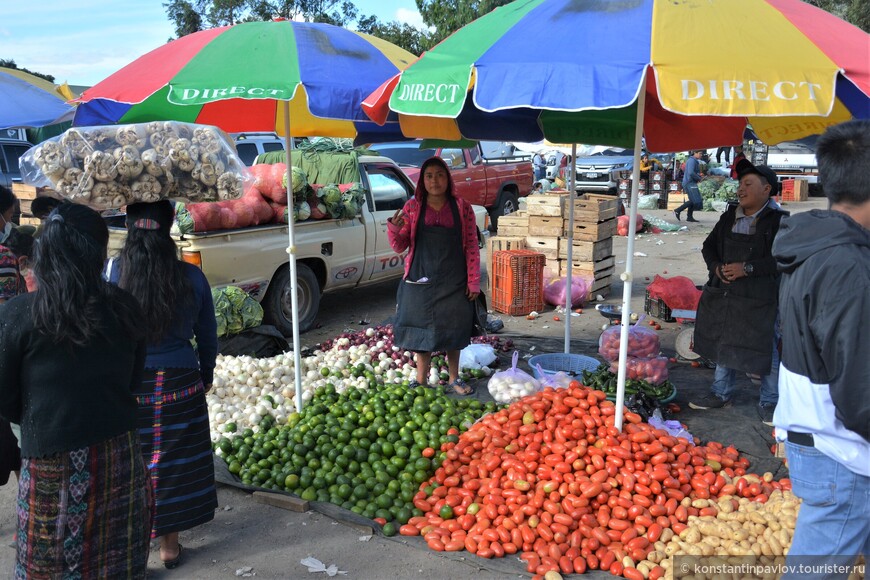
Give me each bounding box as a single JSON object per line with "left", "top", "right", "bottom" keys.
{"left": 689, "top": 153, "right": 789, "bottom": 426}
{"left": 734, "top": 158, "right": 780, "bottom": 198}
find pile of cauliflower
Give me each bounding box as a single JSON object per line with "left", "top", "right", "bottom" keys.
{"left": 22, "top": 122, "right": 245, "bottom": 209}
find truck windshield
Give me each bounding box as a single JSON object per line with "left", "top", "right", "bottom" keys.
{"left": 369, "top": 143, "right": 436, "bottom": 167}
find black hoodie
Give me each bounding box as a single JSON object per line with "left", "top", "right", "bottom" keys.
{"left": 773, "top": 209, "right": 870, "bottom": 444}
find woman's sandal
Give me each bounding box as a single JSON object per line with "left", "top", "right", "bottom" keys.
{"left": 163, "top": 544, "right": 184, "bottom": 570}
{"left": 447, "top": 379, "right": 475, "bottom": 396}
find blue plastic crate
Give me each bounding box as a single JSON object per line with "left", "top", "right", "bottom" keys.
{"left": 528, "top": 353, "right": 601, "bottom": 379}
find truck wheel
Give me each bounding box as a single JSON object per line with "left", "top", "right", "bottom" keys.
{"left": 263, "top": 262, "right": 321, "bottom": 336}
{"left": 491, "top": 191, "right": 519, "bottom": 231}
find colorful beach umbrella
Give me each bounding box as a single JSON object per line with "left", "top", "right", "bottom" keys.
{"left": 0, "top": 67, "right": 76, "bottom": 129}
{"left": 363, "top": 0, "right": 870, "bottom": 429}
{"left": 75, "top": 20, "right": 418, "bottom": 412}
{"left": 75, "top": 20, "right": 415, "bottom": 144}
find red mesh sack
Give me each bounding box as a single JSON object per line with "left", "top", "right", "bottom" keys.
{"left": 598, "top": 321, "right": 661, "bottom": 361}
{"left": 616, "top": 213, "right": 644, "bottom": 236}
{"left": 609, "top": 356, "right": 669, "bottom": 385}
{"left": 187, "top": 203, "right": 221, "bottom": 232}
{"left": 646, "top": 275, "right": 702, "bottom": 311}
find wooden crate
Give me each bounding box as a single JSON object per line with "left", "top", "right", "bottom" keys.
{"left": 667, "top": 194, "right": 686, "bottom": 211}
{"left": 17, "top": 215, "right": 41, "bottom": 227}
{"left": 563, "top": 218, "right": 616, "bottom": 242}
{"left": 566, "top": 194, "right": 619, "bottom": 222}
{"left": 781, "top": 179, "right": 808, "bottom": 202}
{"left": 11, "top": 183, "right": 38, "bottom": 200}
{"left": 544, "top": 258, "right": 559, "bottom": 275}
{"left": 525, "top": 236, "right": 560, "bottom": 259}
{"left": 497, "top": 213, "right": 529, "bottom": 237}
{"left": 526, "top": 194, "right": 567, "bottom": 217}
{"left": 588, "top": 276, "right": 612, "bottom": 300}
{"left": 528, "top": 215, "right": 563, "bottom": 236}
{"left": 486, "top": 236, "right": 527, "bottom": 294}
{"left": 558, "top": 256, "right": 616, "bottom": 280}
{"left": 558, "top": 237, "right": 613, "bottom": 262}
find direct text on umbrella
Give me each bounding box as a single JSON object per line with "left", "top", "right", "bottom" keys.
{"left": 396, "top": 83, "right": 463, "bottom": 105}
{"left": 681, "top": 80, "right": 822, "bottom": 102}
{"left": 178, "top": 87, "right": 288, "bottom": 102}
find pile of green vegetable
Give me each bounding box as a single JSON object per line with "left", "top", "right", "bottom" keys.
{"left": 699, "top": 177, "right": 738, "bottom": 211}
{"left": 581, "top": 363, "right": 676, "bottom": 400}
{"left": 215, "top": 382, "right": 498, "bottom": 524}
{"left": 212, "top": 286, "right": 264, "bottom": 337}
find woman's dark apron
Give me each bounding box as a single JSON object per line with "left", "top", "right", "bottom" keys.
{"left": 693, "top": 219, "right": 778, "bottom": 375}
{"left": 394, "top": 198, "right": 473, "bottom": 352}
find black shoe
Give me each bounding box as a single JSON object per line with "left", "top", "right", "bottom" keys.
{"left": 688, "top": 394, "right": 731, "bottom": 410}
{"left": 686, "top": 217, "right": 700, "bottom": 223}
{"left": 758, "top": 404, "right": 775, "bottom": 426}
{"left": 673, "top": 210, "right": 681, "bottom": 222}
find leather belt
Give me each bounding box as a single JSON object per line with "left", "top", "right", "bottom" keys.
{"left": 787, "top": 431, "right": 814, "bottom": 447}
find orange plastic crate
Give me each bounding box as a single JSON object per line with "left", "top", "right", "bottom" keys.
{"left": 491, "top": 249, "right": 546, "bottom": 316}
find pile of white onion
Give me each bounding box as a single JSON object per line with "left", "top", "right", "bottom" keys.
{"left": 207, "top": 327, "right": 420, "bottom": 441}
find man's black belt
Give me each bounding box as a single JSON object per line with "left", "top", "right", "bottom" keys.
{"left": 787, "top": 431, "right": 814, "bottom": 447}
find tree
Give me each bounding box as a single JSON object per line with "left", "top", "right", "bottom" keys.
{"left": 356, "top": 16, "right": 433, "bottom": 55}
{"left": 415, "top": 0, "right": 511, "bottom": 43}
{"left": 804, "top": 0, "right": 869, "bottom": 32}
{"left": 164, "top": 0, "right": 204, "bottom": 37}
{"left": 0, "top": 59, "right": 55, "bottom": 83}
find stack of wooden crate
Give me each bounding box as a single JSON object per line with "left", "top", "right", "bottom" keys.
{"left": 12, "top": 184, "right": 44, "bottom": 227}
{"left": 523, "top": 192, "right": 617, "bottom": 299}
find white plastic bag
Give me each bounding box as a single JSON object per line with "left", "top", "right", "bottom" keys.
{"left": 459, "top": 343, "right": 497, "bottom": 370}
{"left": 535, "top": 364, "right": 573, "bottom": 389}
{"left": 487, "top": 351, "right": 541, "bottom": 404}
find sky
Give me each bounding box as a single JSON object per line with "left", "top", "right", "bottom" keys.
{"left": 1, "top": 0, "right": 424, "bottom": 88}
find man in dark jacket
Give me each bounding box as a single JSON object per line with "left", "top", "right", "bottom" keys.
{"left": 772, "top": 120, "right": 869, "bottom": 572}
{"left": 689, "top": 160, "right": 789, "bottom": 425}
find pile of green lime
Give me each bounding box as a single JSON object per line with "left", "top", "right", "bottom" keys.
{"left": 216, "top": 382, "right": 497, "bottom": 525}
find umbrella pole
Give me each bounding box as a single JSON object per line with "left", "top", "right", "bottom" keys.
{"left": 563, "top": 144, "right": 578, "bottom": 354}
{"left": 615, "top": 76, "right": 648, "bottom": 431}
{"left": 283, "top": 102, "right": 304, "bottom": 413}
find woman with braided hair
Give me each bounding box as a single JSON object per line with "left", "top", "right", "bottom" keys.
{"left": 108, "top": 200, "right": 218, "bottom": 569}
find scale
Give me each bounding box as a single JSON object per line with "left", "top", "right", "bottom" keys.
{"left": 671, "top": 308, "right": 715, "bottom": 368}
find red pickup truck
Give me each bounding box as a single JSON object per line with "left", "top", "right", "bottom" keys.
{"left": 370, "top": 141, "right": 533, "bottom": 230}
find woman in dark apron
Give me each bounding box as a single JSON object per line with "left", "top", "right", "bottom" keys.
{"left": 387, "top": 157, "right": 481, "bottom": 395}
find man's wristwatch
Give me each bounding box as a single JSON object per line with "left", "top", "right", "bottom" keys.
{"left": 743, "top": 262, "right": 754, "bottom": 276}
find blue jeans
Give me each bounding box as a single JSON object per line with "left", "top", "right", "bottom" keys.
{"left": 684, "top": 182, "right": 702, "bottom": 209}
{"left": 782, "top": 442, "right": 869, "bottom": 578}
{"left": 711, "top": 335, "right": 780, "bottom": 406}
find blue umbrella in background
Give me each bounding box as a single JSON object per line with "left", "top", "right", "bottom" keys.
{"left": 0, "top": 68, "right": 76, "bottom": 129}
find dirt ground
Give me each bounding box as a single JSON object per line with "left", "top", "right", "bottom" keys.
{"left": 0, "top": 199, "right": 825, "bottom": 578}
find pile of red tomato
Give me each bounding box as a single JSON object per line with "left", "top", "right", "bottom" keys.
{"left": 399, "top": 382, "right": 790, "bottom": 579}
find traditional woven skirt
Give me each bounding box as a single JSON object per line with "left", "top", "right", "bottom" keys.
{"left": 15, "top": 430, "right": 152, "bottom": 579}
{"left": 136, "top": 367, "right": 217, "bottom": 537}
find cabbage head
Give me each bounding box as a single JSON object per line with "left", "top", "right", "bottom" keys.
{"left": 281, "top": 165, "right": 309, "bottom": 195}
{"left": 320, "top": 184, "right": 342, "bottom": 206}
{"left": 212, "top": 286, "right": 263, "bottom": 336}
{"left": 296, "top": 201, "right": 311, "bottom": 221}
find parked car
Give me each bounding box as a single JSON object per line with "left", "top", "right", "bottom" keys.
{"left": 573, "top": 148, "right": 673, "bottom": 194}
{"left": 106, "top": 150, "right": 487, "bottom": 335}
{"left": 369, "top": 141, "right": 533, "bottom": 230}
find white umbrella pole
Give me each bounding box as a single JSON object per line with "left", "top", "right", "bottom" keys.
{"left": 615, "top": 77, "right": 647, "bottom": 431}
{"left": 563, "top": 143, "right": 577, "bottom": 353}
{"left": 283, "top": 102, "right": 304, "bottom": 413}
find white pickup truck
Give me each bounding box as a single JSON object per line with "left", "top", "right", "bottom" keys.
{"left": 107, "top": 152, "right": 487, "bottom": 336}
